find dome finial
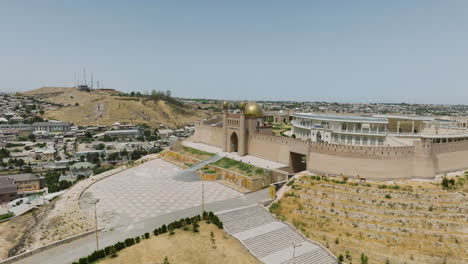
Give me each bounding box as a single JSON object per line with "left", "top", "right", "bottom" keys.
{"left": 239, "top": 101, "right": 246, "bottom": 112}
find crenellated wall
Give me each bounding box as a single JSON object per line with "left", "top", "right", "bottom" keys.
{"left": 192, "top": 125, "right": 224, "bottom": 148}
{"left": 432, "top": 140, "right": 468, "bottom": 173}
{"left": 192, "top": 124, "right": 468, "bottom": 179}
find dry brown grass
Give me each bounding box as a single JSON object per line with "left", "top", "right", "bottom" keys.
{"left": 273, "top": 176, "right": 468, "bottom": 264}
{"left": 98, "top": 223, "right": 260, "bottom": 264}
{"left": 24, "top": 87, "right": 209, "bottom": 128}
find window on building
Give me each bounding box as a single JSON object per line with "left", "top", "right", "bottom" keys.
{"left": 371, "top": 137, "right": 376, "bottom": 145}
{"left": 355, "top": 136, "right": 360, "bottom": 144}
{"left": 341, "top": 135, "right": 345, "bottom": 143}
{"left": 363, "top": 137, "right": 368, "bottom": 145}
{"left": 347, "top": 136, "right": 352, "bottom": 144}
{"left": 378, "top": 138, "right": 384, "bottom": 146}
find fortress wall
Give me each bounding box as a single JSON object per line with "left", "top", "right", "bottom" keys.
{"left": 307, "top": 152, "right": 415, "bottom": 179}
{"left": 309, "top": 141, "right": 414, "bottom": 159}
{"left": 432, "top": 141, "right": 468, "bottom": 173}
{"left": 248, "top": 133, "right": 419, "bottom": 178}
{"left": 192, "top": 125, "right": 224, "bottom": 148}
{"left": 248, "top": 133, "right": 293, "bottom": 164}
{"left": 192, "top": 125, "right": 468, "bottom": 178}
{"left": 250, "top": 133, "right": 414, "bottom": 160}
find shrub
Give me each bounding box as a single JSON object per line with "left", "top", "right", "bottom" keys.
{"left": 269, "top": 202, "right": 280, "bottom": 215}
{"left": 109, "top": 246, "right": 118, "bottom": 258}
{"left": 124, "top": 238, "right": 135, "bottom": 247}
{"left": 384, "top": 194, "right": 392, "bottom": 199}
{"left": 192, "top": 221, "right": 200, "bottom": 232}
{"left": 0, "top": 212, "right": 14, "bottom": 221}
{"left": 144, "top": 232, "right": 150, "bottom": 239}
{"left": 114, "top": 241, "right": 126, "bottom": 251}
{"left": 361, "top": 253, "right": 369, "bottom": 264}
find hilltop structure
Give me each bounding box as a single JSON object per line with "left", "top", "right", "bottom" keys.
{"left": 192, "top": 101, "right": 468, "bottom": 179}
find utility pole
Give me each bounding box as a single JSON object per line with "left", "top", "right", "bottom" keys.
{"left": 94, "top": 199, "right": 100, "bottom": 250}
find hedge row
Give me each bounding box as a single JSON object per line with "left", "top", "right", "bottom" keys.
{"left": 73, "top": 211, "right": 223, "bottom": 264}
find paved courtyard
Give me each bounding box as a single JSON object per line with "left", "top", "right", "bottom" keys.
{"left": 79, "top": 159, "right": 242, "bottom": 228}
{"left": 183, "top": 141, "right": 287, "bottom": 169}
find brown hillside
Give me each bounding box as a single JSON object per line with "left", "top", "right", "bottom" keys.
{"left": 24, "top": 87, "right": 209, "bottom": 128}
{"left": 272, "top": 175, "right": 468, "bottom": 264}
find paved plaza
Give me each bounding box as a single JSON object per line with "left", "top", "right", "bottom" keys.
{"left": 80, "top": 159, "right": 242, "bottom": 228}
{"left": 183, "top": 141, "right": 287, "bottom": 169}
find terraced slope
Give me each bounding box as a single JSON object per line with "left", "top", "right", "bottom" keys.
{"left": 271, "top": 176, "right": 468, "bottom": 264}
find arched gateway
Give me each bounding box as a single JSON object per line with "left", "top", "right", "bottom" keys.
{"left": 230, "top": 132, "right": 239, "bottom": 153}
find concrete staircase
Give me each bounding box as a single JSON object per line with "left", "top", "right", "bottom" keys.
{"left": 217, "top": 205, "right": 337, "bottom": 264}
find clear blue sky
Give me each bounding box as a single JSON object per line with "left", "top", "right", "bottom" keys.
{"left": 0, "top": 1, "right": 467, "bottom": 104}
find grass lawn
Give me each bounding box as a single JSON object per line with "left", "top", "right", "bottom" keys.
{"left": 272, "top": 124, "right": 291, "bottom": 136}
{"left": 180, "top": 146, "right": 215, "bottom": 160}
{"left": 97, "top": 223, "right": 260, "bottom": 264}
{"left": 212, "top": 157, "right": 265, "bottom": 178}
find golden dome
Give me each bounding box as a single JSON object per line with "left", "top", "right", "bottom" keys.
{"left": 244, "top": 101, "right": 263, "bottom": 116}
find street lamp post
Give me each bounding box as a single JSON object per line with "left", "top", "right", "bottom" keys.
{"left": 201, "top": 174, "right": 205, "bottom": 215}
{"left": 291, "top": 241, "right": 302, "bottom": 264}
{"left": 94, "top": 199, "right": 100, "bottom": 250}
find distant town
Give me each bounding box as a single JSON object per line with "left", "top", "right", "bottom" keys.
{"left": 0, "top": 89, "right": 467, "bottom": 264}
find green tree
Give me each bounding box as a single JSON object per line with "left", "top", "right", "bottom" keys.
{"left": 16, "top": 159, "right": 25, "bottom": 170}
{"left": 28, "top": 134, "right": 36, "bottom": 142}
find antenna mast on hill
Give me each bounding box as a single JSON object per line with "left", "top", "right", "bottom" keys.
{"left": 91, "top": 73, "right": 94, "bottom": 88}
{"left": 83, "top": 68, "right": 87, "bottom": 86}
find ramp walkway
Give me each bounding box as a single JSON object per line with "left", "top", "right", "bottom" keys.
{"left": 216, "top": 205, "right": 337, "bottom": 264}
{"left": 174, "top": 155, "right": 222, "bottom": 182}
{"left": 189, "top": 155, "right": 222, "bottom": 171}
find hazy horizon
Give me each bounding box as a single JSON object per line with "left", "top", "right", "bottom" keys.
{"left": 1, "top": 1, "right": 467, "bottom": 104}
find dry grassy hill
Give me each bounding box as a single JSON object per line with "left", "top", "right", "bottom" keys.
{"left": 271, "top": 175, "right": 468, "bottom": 264}
{"left": 98, "top": 223, "right": 260, "bottom": 264}
{"left": 24, "top": 87, "right": 209, "bottom": 128}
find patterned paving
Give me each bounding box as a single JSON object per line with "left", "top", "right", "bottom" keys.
{"left": 217, "top": 205, "right": 337, "bottom": 264}
{"left": 80, "top": 159, "right": 242, "bottom": 228}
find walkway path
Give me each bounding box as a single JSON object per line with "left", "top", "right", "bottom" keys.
{"left": 183, "top": 141, "right": 287, "bottom": 169}
{"left": 216, "top": 205, "right": 337, "bottom": 264}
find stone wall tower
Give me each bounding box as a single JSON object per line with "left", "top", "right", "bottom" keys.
{"left": 413, "top": 138, "right": 436, "bottom": 178}
{"left": 239, "top": 101, "right": 247, "bottom": 156}
{"left": 222, "top": 101, "right": 228, "bottom": 152}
